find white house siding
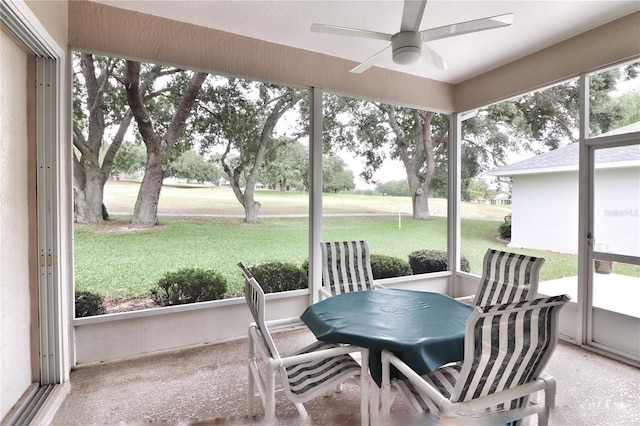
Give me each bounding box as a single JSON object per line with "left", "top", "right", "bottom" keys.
{"left": 510, "top": 171, "right": 579, "bottom": 254}
{"left": 0, "top": 30, "right": 32, "bottom": 419}
{"left": 594, "top": 166, "right": 640, "bottom": 257}
{"left": 509, "top": 167, "right": 639, "bottom": 255}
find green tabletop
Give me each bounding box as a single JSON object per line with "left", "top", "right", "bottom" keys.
{"left": 300, "top": 288, "right": 474, "bottom": 385}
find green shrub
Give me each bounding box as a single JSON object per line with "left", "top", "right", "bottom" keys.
{"left": 151, "top": 268, "right": 227, "bottom": 306}
{"left": 75, "top": 291, "right": 106, "bottom": 317}
{"left": 370, "top": 254, "right": 412, "bottom": 279}
{"left": 248, "top": 261, "right": 307, "bottom": 293}
{"left": 301, "top": 258, "right": 309, "bottom": 280}
{"left": 408, "top": 249, "right": 471, "bottom": 274}
{"left": 498, "top": 214, "right": 512, "bottom": 239}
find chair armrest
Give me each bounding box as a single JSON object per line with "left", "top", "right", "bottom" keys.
{"left": 280, "top": 345, "right": 367, "bottom": 369}
{"left": 319, "top": 287, "right": 333, "bottom": 300}
{"left": 372, "top": 282, "right": 386, "bottom": 290}
{"left": 381, "top": 349, "right": 449, "bottom": 409}
{"left": 451, "top": 378, "right": 547, "bottom": 413}
{"left": 264, "top": 316, "right": 306, "bottom": 330}
{"left": 454, "top": 295, "right": 475, "bottom": 305}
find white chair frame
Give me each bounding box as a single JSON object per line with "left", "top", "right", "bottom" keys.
{"left": 247, "top": 318, "right": 370, "bottom": 423}
{"left": 239, "top": 263, "right": 370, "bottom": 425}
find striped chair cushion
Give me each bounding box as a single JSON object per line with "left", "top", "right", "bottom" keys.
{"left": 454, "top": 295, "right": 567, "bottom": 405}
{"left": 398, "top": 364, "right": 524, "bottom": 424}
{"left": 286, "top": 341, "right": 363, "bottom": 397}
{"left": 474, "top": 249, "right": 544, "bottom": 307}
{"left": 398, "top": 363, "right": 462, "bottom": 413}
{"left": 396, "top": 295, "right": 568, "bottom": 424}
{"left": 321, "top": 240, "right": 375, "bottom": 295}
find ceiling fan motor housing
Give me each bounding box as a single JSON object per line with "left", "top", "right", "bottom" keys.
{"left": 392, "top": 31, "right": 423, "bottom": 65}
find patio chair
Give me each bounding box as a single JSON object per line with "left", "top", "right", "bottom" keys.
{"left": 380, "top": 294, "right": 569, "bottom": 426}
{"left": 458, "top": 248, "right": 545, "bottom": 307}
{"left": 320, "top": 240, "right": 384, "bottom": 299}
{"left": 238, "top": 262, "right": 370, "bottom": 424}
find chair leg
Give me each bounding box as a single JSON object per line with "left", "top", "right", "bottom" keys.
{"left": 265, "top": 363, "right": 276, "bottom": 420}
{"left": 369, "top": 379, "right": 380, "bottom": 423}
{"left": 248, "top": 339, "right": 256, "bottom": 417}
{"left": 294, "top": 403, "right": 309, "bottom": 417}
{"left": 247, "top": 363, "right": 255, "bottom": 417}
{"left": 542, "top": 375, "right": 557, "bottom": 409}
{"left": 537, "top": 407, "right": 550, "bottom": 426}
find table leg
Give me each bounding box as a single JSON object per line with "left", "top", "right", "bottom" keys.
{"left": 360, "top": 349, "right": 370, "bottom": 426}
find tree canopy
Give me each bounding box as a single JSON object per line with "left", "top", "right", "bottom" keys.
{"left": 194, "top": 78, "right": 307, "bottom": 222}
{"left": 323, "top": 155, "right": 355, "bottom": 193}
{"left": 72, "top": 51, "right": 638, "bottom": 226}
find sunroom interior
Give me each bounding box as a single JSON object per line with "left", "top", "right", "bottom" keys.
{"left": 1, "top": 0, "right": 639, "bottom": 424}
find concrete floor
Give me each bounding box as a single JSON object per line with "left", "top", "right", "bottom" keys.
{"left": 52, "top": 328, "right": 639, "bottom": 425}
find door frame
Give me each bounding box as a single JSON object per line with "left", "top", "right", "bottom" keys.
{"left": 578, "top": 67, "right": 640, "bottom": 363}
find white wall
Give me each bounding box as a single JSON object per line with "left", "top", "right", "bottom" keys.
{"left": 74, "top": 276, "right": 452, "bottom": 365}
{"left": 510, "top": 171, "right": 579, "bottom": 254}
{"left": 594, "top": 166, "right": 640, "bottom": 257}
{"left": 0, "top": 29, "right": 33, "bottom": 420}
{"left": 74, "top": 292, "right": 308, "bottom": 365}
{"left": 510, "top": 167, "right": 640, "bottom": 255}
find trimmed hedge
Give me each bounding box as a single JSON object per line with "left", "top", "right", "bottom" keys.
{"left": 248, "top": 261, "right": 307, "bottom": 293}
{"left": 151, "top": 268, "right": 227, "bottom": 306}
{"left": 370, "top": 254, "right": 412, "bottom": 279}
{"left": 75, "top": 291, "right": 106, "bottom": 317}
{"left": 408, "top": 249, "right": 471, "bottom": 274}
{"left": 498, "top": 214, "right": 512, "bottom": 239}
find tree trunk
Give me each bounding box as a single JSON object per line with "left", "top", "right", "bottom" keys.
{"left": 73, "top": 148, "right": 108, "bottom": 223}
{"left": 124, "top": 61, "right": 207, "bottom": 227}
{"left": 412, "top": 188, "right": 430, "bottom": 219}
{"left": 73, "top": 53, "right": 134, "bottom": 223}
{"left": 244, "top": 200, "right": 261, "bottom": 223}
{"left": 73, "top": 185, "right": 88, "bottom": 224}
{"left": 382, "top": 106, "right": 434, "bottom": 220}
{"left": 131, "top": 148, "right": 166, "bottom": 227}
{"left": 219, "top": 87, "right": 302, "bottom": 224}
{"left": 73, "top": 53, "right": 109, "bottom": 223}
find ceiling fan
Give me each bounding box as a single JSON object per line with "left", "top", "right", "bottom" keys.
{"left": 311, "top": 0, "right": 513, "bottom": 74}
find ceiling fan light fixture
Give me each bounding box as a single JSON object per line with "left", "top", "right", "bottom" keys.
{"left": 393, "top": 46, "right": 422, "bottom": 65}
{"left": 391, "top": 31, "right": 423, "bottom": 65}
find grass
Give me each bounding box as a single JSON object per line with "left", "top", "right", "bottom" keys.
{"left": 76, "top": 215, "right": 451, "bottom": 300}
{"left": 76, "top": 181, "right": 637, "bottom": 302}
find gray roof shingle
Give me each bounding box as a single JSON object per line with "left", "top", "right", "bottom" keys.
{"left": 489, "top": 122, "right": 640, "bottom": 176}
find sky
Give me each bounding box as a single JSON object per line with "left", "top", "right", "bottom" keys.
{"left": 338, "top": 150, "right": 406, "bottom": 190}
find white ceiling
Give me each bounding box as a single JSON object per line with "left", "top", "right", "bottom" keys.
{"left": 92, "top": 0, "right": 639, "bottom": 84}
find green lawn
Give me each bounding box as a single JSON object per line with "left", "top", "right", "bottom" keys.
{"left": 76, "top": 181, "right": 635, "bottom": 302}
{"left": 103, "top": 180, "right": 512, "bottom": 218}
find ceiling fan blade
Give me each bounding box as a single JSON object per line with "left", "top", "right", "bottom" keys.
{"left": 400, "top": 0, "right": 428, "bottom": 32}
{"left": 420, "top": 13, "right": 514, "bottom": 42}
{"left": 350, "top": 45, "right": 392, "bottom": 74}
{"left": 311, "top": 23, "right": 392, "bottom": 42}
{"left": 424, "top": 46, "right": 448, "bottom": 71}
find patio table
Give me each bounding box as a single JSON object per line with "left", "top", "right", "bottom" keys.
{"left": 300, "top": 288, "right": 473, "bottom": 386}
